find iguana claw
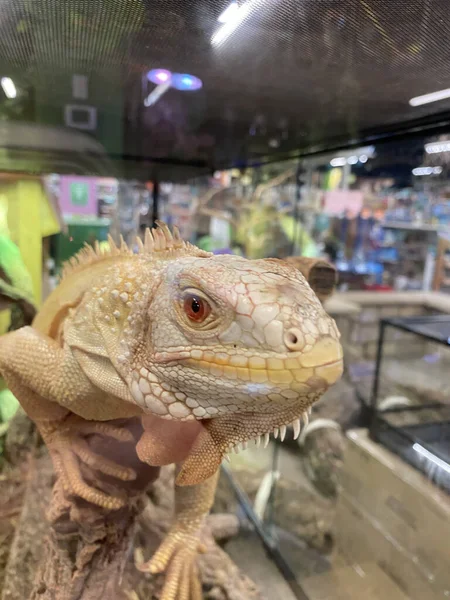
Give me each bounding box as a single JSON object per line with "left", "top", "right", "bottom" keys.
{"left": 42, "top": 415, "right": 137, "bottom": 510}
{"left": 138, "top": 522, "right": 205, "bottom": 600}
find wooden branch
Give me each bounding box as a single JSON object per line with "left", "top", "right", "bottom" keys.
{"left": 197, "top": 207, "right": 239, "bottom": 228}
{"left": 1, "top": 417, "right": 264, "bottom": 600}
{"left": 252, "top": 169, "right": 295, "bottom": 204}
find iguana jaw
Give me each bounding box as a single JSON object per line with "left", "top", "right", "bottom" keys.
{"left": 132, "top": 335, "right": 343, "bottom": 484}
{"left": 174, "top": 340, "right": 342, "bottom": 485}
{"left": 135, "top": 400, "right": 320, "bottom": 487}
{"left": 133, "top": 349, "right": 342, "bottom": 486}
{"left": 175, "top": 402, "right": 319, "bottom": 486}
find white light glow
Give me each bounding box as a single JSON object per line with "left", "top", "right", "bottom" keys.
{"left": 1, "top": 77, "right": 16, "bottom": 99}
{"left": 412, "top": 166, "right": 442, "bottom": 176}
{"left": 359, "top": 154, "right": 368, "bottom": 163}
{"left": 425, "top": 141, "right": 450, "bottom": 154}
{"left": 330, "top": 157, "right": 347, "bottom": 167}
{"left": 413, "top": 443, "right": 450, "bottom": 475}
{"left": 211, "top": 0, "right": 258, "bottom": 46}
{"left": 144, "top": 81, "right": 171, "bottom": 107}
{"left": 218, "top": 1, "right": 239, "bottom": 23}
{"left": 410, "top": 88, "right": 450, "bottom": 107}
{"left": 347, "top": 155, "right": 358, "bottom": 165}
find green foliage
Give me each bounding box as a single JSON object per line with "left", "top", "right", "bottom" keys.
{"left": 0, "top": 387, "right": 19, "bottom": 461}
{"left": 0, "top": 234, "right": 35, "bottom": 305}
{"left": 0, "top": 388, "right": 19, "bottom": 423}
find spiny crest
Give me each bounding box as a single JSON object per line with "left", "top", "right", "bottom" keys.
{"left": 60, "top": 221, "right": 211, "bottom": 280}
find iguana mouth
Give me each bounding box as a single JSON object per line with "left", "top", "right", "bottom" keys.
{"left": 156, "top": 336, "right": 343, "bottom": 388}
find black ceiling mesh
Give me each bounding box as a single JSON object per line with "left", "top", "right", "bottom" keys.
{"left": 1, "top": 0, "right": 450, "bottom": 169}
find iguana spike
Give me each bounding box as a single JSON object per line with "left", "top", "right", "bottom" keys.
{"left": 78, "top": 249, "right": 88, "bottom": 263}
{"left": 158, "top": 227, "right": 168, "bottom": 249}
{"left": 172, "top": 226, "right": 183, "bottom": 248}
{"left": 136, "top": 236, "right": 145, "bottom": 253}
{"left": 107, "top": 234, "right": 119, "bottom": 254}
{"left": 153, "top": 227, "right": 164, "bottom": 251}
{"left": 119, "top": 235, "right": 129, "bottom": 253}
{"left": 155, "top": 220, "right": 177, "bottom": 249}
{"left": 84, "top": 243, "right": 97, "bottom": 258}
{"left": 144, "top": 228, "right": 154, "bottom": 252}
{"left": 61, "top": 221, "right": 209, "bottom": 281}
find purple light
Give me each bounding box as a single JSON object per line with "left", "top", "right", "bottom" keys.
{"left": 147, "top": 69, "right": 172, "bottom": 85}
{"left": 145, "top": 69, "right": 203, "bottom": 94}
{"left": 171, "top": 73, "right": 203, "bottom": 91}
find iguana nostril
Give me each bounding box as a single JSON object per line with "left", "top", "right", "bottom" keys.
{"left": 284, "top": 328, "right": 304, "bottom": 351}
{"left": 287, "top": 331, "right": 298, "bottom": 345}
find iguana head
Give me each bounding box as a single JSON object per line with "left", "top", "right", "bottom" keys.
{"left": 90, "top": 224, "right": 343, "bottom": 485}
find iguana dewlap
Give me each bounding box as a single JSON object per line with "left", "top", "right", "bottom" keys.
{"left": 0, "top": 222, "right": 343, "bottom": 600}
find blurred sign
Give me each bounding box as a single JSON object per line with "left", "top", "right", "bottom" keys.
{"left": 324, "top": 190, "right": 364, "bottom": 217}
{"left": 60, "top": 176, "right": 97, "bottom": 217}
{"left": 70, "top": 182, "right": 89, "bottom": 206}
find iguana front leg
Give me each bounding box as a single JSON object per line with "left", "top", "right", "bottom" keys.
{"left": 0, "top": 327, "right": 138, "bottom": 508}
{"left": 0, "top": 326, "right": 139, "bottom": 418}
{"left": 140, "top": 470, "right": 219, "bottom": 600}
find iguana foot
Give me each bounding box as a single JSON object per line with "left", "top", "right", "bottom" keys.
{"left": 42, "top": 415, "right": 137, "bottom": 510}
{"left": 138, "top": 522, "right": 205, "bottom": 600}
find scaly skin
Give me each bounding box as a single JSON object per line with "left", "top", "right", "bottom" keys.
{"left": 0, "top": 222, "right": 343, "bottom": 599}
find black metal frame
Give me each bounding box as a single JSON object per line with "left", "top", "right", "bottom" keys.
{"left": 370, "top": 314, "right": 450, "bottom": 414}
{"left": 221, "top": 463, "right": 309, "bottom": 600}
{"left": 368, "top": 315, "right": 450, "bottom": 493}
{"left": 370, "top": 410, "right": 450, "bottom": 494}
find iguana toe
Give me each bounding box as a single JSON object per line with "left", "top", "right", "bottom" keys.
{"left": 43, "top": 415, "right": 136, "bottom": 510}
{"left": 138, "top": 523, "right": 205, "bottom": 599}
{"left": 56, "top": 449, "right": 126, "bottom": 509}
{"left": 72, "top": 438, "right": 136, "bottom": 481}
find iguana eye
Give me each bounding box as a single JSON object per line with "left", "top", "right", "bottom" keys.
{"left": 183, "top": 293, "right": 211, "bottom": 323}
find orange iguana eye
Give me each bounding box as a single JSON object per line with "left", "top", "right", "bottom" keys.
{"left": 183, "top": 293, "right": 211, "bottom": 323}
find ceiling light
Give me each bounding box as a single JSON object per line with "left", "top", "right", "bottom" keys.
{"left": 412, "top": 166, "right": 442, "bottom": 176}
{"left": 425, "top": 141, "right": 450, "bottom": 154}
{"left": 147, "top": 69, "right": 172, "bottom": 85}
{"left": 144, "top": 81, "right": 172, "bottom": 107}
{"left": 218, "top": 1, "right": 239, "bottom": 23}
{"left": 330, "top": 157, "right": 347, "bottom": 167}
{"left": 359, "top": 154, "right": 368, "bottom": 163}
{"left": 171, "top": 73, "right": 203, "bottom": 91}
{"left": 144, "top": 69, "right": 202, "bottom": 106}
{"left": 347, "top": 155, "right": 358, "bottom": 165}
{"left": 211, "top": 0, "right": 258, "bottom": 46}
{"left": 409, "top": 88, "right": 450, "bottom": 107}
{"left": 1, "top": 77, "right": 16, "bottom": 99}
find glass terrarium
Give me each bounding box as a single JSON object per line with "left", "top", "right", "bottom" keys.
{"left": 369, "top": 315, "right": 450, "bottom": 493}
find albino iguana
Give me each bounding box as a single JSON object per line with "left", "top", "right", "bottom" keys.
{"left": 0, "top": 222, "right": 343, "bottom": 600}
